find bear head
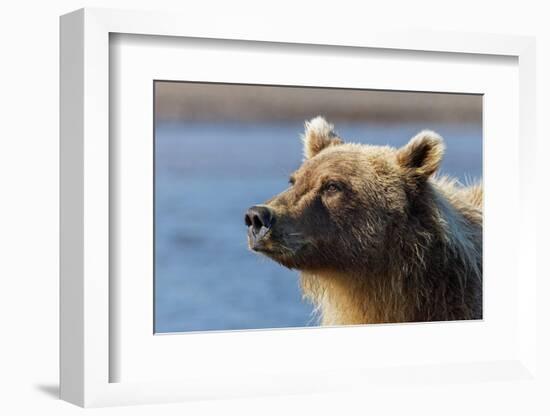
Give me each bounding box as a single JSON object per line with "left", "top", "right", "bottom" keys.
{"left": 245, "top": 116, "right": 445, "bottom": 273}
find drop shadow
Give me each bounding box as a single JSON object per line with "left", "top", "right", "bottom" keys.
{"left": 35, "top": 383, "right": 59, "bottom": 399}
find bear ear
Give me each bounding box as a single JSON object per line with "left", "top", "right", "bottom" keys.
{"left": 396, "top": 130, "right": 445, "bottom": 179}
{"left": 302, "top": 116, "right": 343, "bottom": 159}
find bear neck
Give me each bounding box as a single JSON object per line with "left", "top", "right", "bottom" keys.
{"left": 300, "top": 180, "right": 482, "bottom": 325}
{"left": 300, "top": 269, "right": 414, "bottom": 325}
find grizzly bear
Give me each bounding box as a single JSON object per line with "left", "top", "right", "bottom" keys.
{"left": 245, "top": 117, "right": 482, "bottom": 325}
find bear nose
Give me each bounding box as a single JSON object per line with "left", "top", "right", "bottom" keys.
{"left": 244, "top": 205, "right": 274, "bottom": 235}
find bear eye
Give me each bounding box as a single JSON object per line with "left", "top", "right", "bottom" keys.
{"left": 324, "top": 181, "right": 342, "bottom": 194}
{"left": 288, "top": 176, "right": 296, "bottom": 186}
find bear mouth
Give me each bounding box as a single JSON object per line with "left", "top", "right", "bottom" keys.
{"left": 247, "top": 226, "right": 272, "bottom": 252}
{"left": 248, "top": 232, "right": 309, "bottom": 268}
{"left": 248, "top": 236, "right": 288, "bottom": 259}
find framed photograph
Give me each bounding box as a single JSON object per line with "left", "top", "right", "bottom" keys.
{"left": 60, "top": 8, "right": 538, "bottom": 408}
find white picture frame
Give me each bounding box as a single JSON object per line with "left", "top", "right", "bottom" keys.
{"left": 60, "top": 7, "right": 538, "bottom": 408}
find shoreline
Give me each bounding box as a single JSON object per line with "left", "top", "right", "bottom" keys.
{"left": 155, "top": 81, "right": 482, "bottom": 124}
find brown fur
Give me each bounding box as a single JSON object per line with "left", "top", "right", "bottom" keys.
{"left": 247, "top": 117, "right": 482, "bottom": 325}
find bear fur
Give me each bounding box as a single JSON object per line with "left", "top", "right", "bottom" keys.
{"left": 247, "top": 117, "right": 482, "bottom": 325}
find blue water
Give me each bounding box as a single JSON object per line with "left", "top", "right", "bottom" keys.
{"left": 154, "top": 121, "right": 482, "bottom": 333}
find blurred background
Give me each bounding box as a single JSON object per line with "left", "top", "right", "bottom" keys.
{"left": 154, "top": 82, "right": 482, "bottom": 333}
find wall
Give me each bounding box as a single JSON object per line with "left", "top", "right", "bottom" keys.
{"left": 0, "top": 1, "right": 548, "bottom": 415}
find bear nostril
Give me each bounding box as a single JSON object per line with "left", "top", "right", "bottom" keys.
{"left": 244, "top": 214, "right": 252, "bottom": 227}
{"left": 253, "top": 214, "right": 265, "bottom": 231}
